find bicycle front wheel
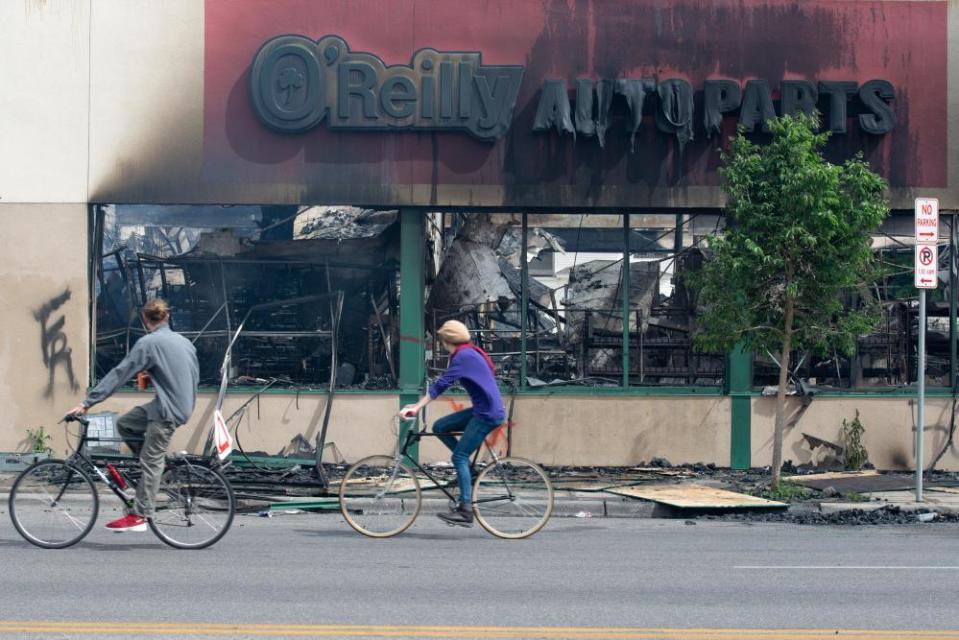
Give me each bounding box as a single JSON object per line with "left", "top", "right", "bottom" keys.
{"left": 148, "top": 462, "right": 234, "bottom": 550}
{"left": 339, "top": 455, "right": 421, "bottom": 538}
{"left": 9, "top": 460, "right": 99, "bottom": 549}
{"left": 473, "top": 457, "right": 553, "bottom": 539}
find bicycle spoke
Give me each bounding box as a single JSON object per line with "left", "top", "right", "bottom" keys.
{"left": 9, "top": 461, "right": 98, "bottom": 549}
{"left": 340, "top": 455, "right": 421, "bottom": 538}
{"left": 472, "top": 457, "right": 553, "bottom": 539}
{"left": 147, "top": 463, "right": 234, "bottom": 549}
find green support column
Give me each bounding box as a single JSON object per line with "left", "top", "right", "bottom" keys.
{"left": 950, "top": 216, "right": 957, "bottom": 388}
{"left": 622, "top": 213, "right": 630, "bottom": 387}
{"left": 520, "top": 214, "right": 528, "bottom": 387}
{"left": 398, "top": 208, "right": 425, "bottom": 462}
{"left": 728, "top": 341, "right": 752, "bottom": 469}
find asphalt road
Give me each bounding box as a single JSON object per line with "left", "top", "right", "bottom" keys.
{"left": 0, "top": 509, "right": 957, "bottom": 640}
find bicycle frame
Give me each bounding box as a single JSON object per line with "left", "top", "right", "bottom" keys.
{"left": 393, "top": 424, "right": 508, "bottom": 506}
{"left": 60, "top": 417, "right": 135, "bottom": 508}
{"left": 60, "top": 416, "right": 215, "bottom": 509}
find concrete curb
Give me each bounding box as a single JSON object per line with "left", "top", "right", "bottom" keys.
{"left": 819, "top": 501, "right": 959, "bottom": 516}
{"left": 414, "top": 494, "right": 661, "bottom": 518}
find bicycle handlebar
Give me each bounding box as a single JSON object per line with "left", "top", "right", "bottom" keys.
{"left": 61, "top": 414, "right": 90, "bottom": 427}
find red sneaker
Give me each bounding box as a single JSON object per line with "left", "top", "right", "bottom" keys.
{"left": 105, "top": 514, "right": 147, "bottom": 532}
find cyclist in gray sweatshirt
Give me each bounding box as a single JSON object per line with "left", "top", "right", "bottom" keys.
{"left": 68, "top": 299, "right": 199, "bottom": 532}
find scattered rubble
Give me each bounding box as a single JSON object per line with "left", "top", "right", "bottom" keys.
{"left": 711, "top": 506, "right": 959, "bottom": 526}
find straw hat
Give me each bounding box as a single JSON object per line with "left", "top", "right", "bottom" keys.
{"left": 437, "top": 320, "right": 471, "bottom": 345}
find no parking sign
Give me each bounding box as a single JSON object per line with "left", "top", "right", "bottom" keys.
{"left": 914, "top": 243, "right": 938, "bottom": 289}
{"left": 914, "top": 197, "right": 939, "bottom": 289}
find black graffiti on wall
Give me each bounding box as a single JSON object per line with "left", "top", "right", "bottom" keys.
{"left": 33, "top": 288, "right": 79, "bottom": 397}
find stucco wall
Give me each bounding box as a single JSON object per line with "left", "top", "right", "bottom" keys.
{"left": 0, "top": 204, "right": 89, "bottom": 453}
{"left": 67, "top": 392, "right": 732, "bottom": 468}
{"left": 81, "top": 393, "right": 401, "bottom": 463}
{"left": 88, "top": 0, "right": 208, "bottom": 203}
{"left": 511, "top": 396, "right": 731, "bottom": 467}
{"left": 428, "top": 395, "right": 732, "bottom": 467}
{"left": 751, "top": 396, "right": 959, "bottom": 471}
{"left": 0, "top": 1, "right": 90, "bottom": 204}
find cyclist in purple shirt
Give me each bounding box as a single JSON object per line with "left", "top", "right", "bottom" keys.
{"left": 400, "top": 320, "right": 505, "bottom": 527}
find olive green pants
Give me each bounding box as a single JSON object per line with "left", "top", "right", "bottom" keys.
{"left": 116, "top": 406, "right": 176, "bottom": 518}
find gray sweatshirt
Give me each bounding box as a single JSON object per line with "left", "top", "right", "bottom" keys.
{"left": 84, "top": 323, "right": 200, "bottom": 425}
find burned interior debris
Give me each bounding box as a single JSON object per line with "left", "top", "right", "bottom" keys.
{"left": 93, "top": 207, "right": 949, "bottom": 395}
{"left": 426, "top": 212, "right": 724, "bottom": 386}
{"left": 92, "top": 205, "right": 400, "bottom": 390}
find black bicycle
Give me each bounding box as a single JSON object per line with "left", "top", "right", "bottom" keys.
{"left": 8, "top": 415, "right": 235, "bottom": 549}
{"left": 339, "top": 417, "right": 553, "bottom": 539}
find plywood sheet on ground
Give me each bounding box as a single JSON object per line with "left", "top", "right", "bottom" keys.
{"left": 606, "top": 484, "right": 787, "bottom": 509}
{"left": 786, "top": 471, "right": 913, "bottom": 493}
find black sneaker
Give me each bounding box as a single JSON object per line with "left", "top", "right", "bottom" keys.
{"left": 437, "top": 504, "right": 474, "bottom": 528}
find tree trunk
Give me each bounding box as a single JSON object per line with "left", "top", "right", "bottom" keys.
{"left": 771, "top": 296, "right": 795, "bottom": 491}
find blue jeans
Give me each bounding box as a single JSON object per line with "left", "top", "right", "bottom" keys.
{"left": 432, "top": 408, "right": 501, "bottom": 509}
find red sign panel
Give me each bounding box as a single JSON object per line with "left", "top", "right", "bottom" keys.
{"left": 203, "top": 0, "right": 948, "bottom": 205}
{"left": 915, "top": 197, "right": 940, "bottom": 244}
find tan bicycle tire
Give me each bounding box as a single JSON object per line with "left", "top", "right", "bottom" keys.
{"left": 339, "top": 455, "right": 421, "bottom": 538}
{"left": 472, "top": 456, "right": 553, "bottom": 539}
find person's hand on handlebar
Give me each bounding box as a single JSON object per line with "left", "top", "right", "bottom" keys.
{"left": 398, "top": 393, "right": 432, "bottom": 420}
{"left": 398, "top": 405, "right": 419, "bottom": 420}
{"left": 65, "top": 403, "right": 88, "bottom": 417}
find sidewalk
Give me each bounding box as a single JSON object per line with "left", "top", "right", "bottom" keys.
{"left": 820, "top": 488, "right": 959, "bottom": 516}
{"left": 7, "top": 466, "right": 959, "bottom": 524}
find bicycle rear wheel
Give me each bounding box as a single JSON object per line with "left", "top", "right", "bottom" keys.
{"left": 339, "top": 455, "right": 421, "bottom": 537}
{"left": 148, "top": 462, "right": 234, "bottom": 549}
{"left": 9, "top": 460, "right": 99, "bottom": 549}
{"left": 473, "top": 456, "right": 553, "bottom": 539}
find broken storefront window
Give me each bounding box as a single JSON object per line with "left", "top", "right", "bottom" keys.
{"left": 91, "top": 205, "right": 400, "bottom": 390}
{"left": 425, "top": 212, "right": 722, "bottom": 388}
{"left": 624, "top": 213, "right": 725, "bottom": 386}
{"left": 426, "top": 213, "right": 526, "bottom": 381}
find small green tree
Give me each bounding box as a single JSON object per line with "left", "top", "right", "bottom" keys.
{"left": 692, "top": 113, "right": 889, "bottom": 489}
{"left": 841, "top": 410, "right": 869, "bottom": 471}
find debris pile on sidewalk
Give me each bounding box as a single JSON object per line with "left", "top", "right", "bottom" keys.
{"left": 711, "top": 505, "right": 959, "bottom": 526}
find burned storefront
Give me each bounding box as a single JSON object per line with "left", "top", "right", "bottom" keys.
{"left": 4, "top": 0, "right": 958, "bottom": 471}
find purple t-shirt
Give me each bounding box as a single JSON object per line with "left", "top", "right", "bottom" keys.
{"left": 428, "top": 348, "right": 506, "bottom": 423}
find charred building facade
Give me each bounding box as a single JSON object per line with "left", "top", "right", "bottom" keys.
{"left": 2, "top": 0, "right": 959, "bottom": 470}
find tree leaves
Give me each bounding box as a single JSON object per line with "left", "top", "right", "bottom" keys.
{"left": 692, "top": 113, "right": 890, "bottom": 359}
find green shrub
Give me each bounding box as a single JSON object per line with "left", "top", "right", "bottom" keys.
{"left": 841, "top": 410, "right": 869, "bottom": 471}
{"left": 25, "top": 426, "right": 53, "bottom": 455}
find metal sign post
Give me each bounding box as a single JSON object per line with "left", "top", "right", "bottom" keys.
{"left": 917, "top": 288, "right": 926, "bottom": 501}
{"left": 914, "top": 197, "right": 940, "bottom": 502}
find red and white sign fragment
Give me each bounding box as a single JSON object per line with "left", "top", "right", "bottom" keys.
{"left": 213, "top": 410, "right": 233, "bottom": 460}
{"left": 914, "top": 197, "right": 940, "bottom": 290}
{"left": 915, "top": 197, "right": 939, "bottom": 243}
{"left": 915, "top": 243, "right": 938, "bottom": 289}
